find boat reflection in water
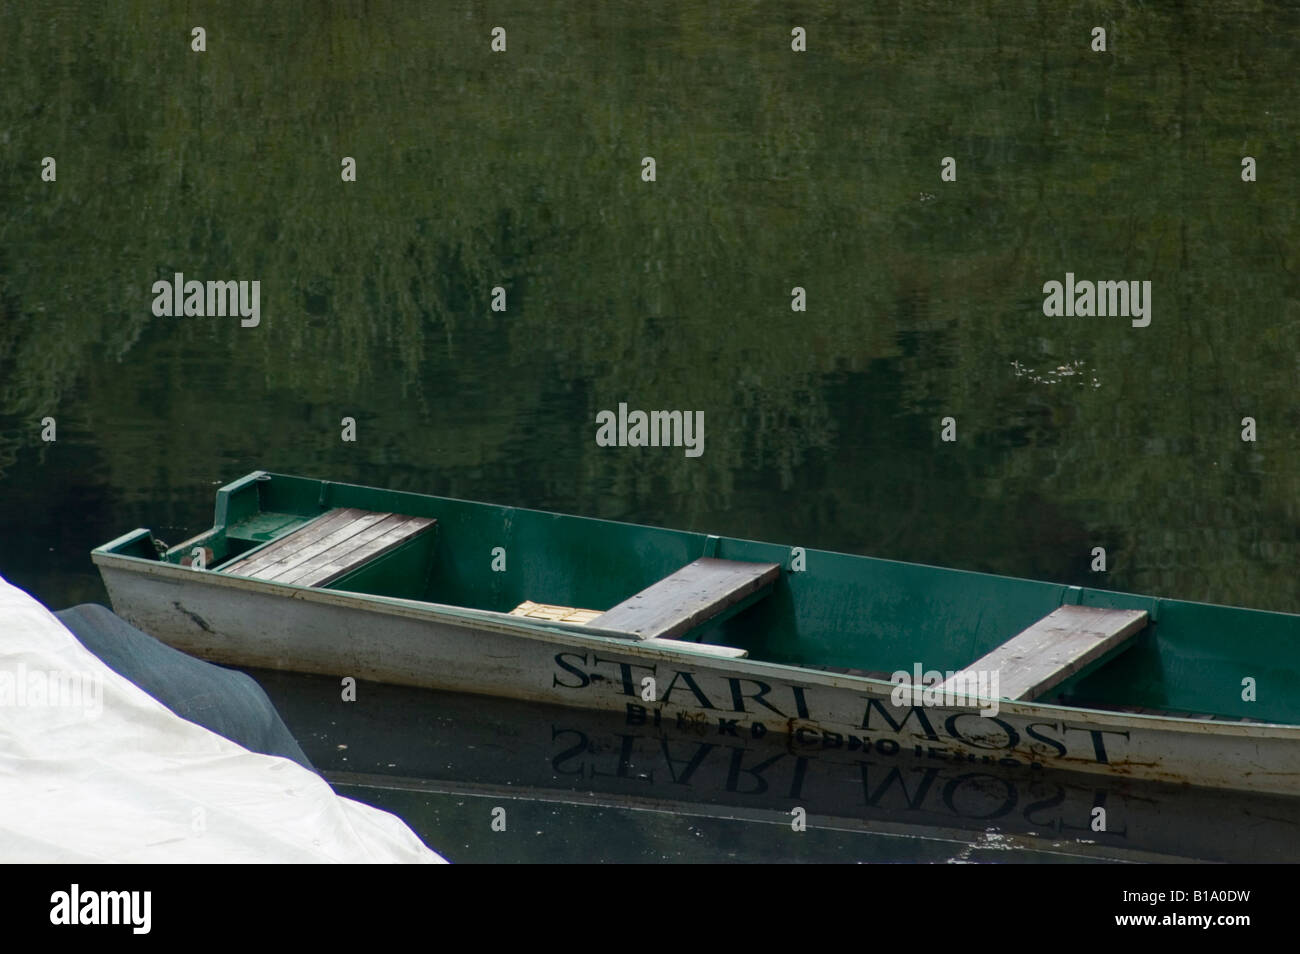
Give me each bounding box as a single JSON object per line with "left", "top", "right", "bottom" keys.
{"left": 252, "top": 670, "right": 1300, "bottom": 864}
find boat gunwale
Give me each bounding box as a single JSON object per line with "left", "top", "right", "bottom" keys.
{"left": 91, "top": 547, "right": 1300, "bottom": 741}
{"left": 106, "top": 469, "right": 1300, "bottom": 623}
{"left": 253, "top": 471, "right": 1300, "bottom": 623}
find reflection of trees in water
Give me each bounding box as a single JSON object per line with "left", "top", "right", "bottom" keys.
{"left": 2, "top": 1, "right": 1298, "bottom": 609}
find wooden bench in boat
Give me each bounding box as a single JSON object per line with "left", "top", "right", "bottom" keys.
{"left": 220, "top": 508, "right": 437, "bottom": 587}
{"left": 940, "top": 604, "right": 1149, "bottom": 702}
{"left": 589, "top": 557, "right": 781, "bottom": 640}
{"left": 507, "top": 557, "right": 780, "bottom": 658}
{"left": 504, "top": 598, "right": 750, "bottom": 658}
{"left": 507, "top": 600, "right": 753, "bottom": 658}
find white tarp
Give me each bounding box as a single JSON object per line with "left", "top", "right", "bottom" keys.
{"left": 0, "top": 575, "right": 445, "bottom": 863}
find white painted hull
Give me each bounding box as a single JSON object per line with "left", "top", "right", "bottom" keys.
{"left": 95, "top": 554, "right": 1300, "bottom": 796}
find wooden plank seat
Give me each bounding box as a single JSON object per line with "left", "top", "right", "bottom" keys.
{"left": 221, "top": 507, "right": 436, "bottom": 587}
{"left": 507, "top": 600, "right": 751, "bottom": 658}
{"left": 940, "top": 605, "right": 1149, "bottom": 702}
{"left": 587, "top": 557, "right": 781, "bottom": 640}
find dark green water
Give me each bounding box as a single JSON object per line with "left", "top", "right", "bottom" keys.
{"left": 3, "top": 2, "right": 1299, "bottom": 860}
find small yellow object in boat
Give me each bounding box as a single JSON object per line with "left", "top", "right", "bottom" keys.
{"left": 509, "top": 600, "right": 602, "bottom": 625}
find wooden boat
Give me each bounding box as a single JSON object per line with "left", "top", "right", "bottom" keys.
{"left": 92, "top": 471, "right": 1300, "bottom": 796}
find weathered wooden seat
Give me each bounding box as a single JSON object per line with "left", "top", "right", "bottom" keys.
{"left": 221, "top": 508, "right": 437, "bottom": 587}
{"left": 941, "top": 605, "right": 1149, "bottom": 702}
{"left": 588, "top": 557, "right": 781, "bottom": 640}
{"left": 506, "top": 599, "right": 750, "bottom": 657}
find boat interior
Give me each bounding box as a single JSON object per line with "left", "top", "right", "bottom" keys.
{"left": 97, "top": 471, "right": 1300, "bottom": 726}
